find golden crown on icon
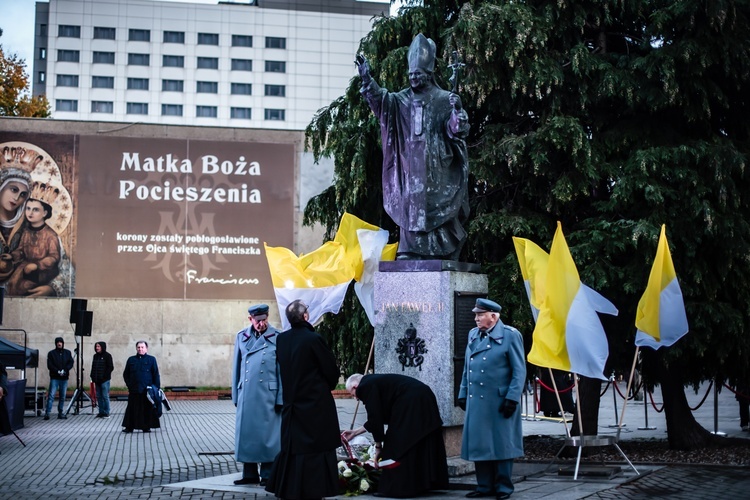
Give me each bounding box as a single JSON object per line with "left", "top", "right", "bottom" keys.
{"left": 30, "top": 180, "right": 61, "bottom": 204}
{"left": 1, "top": 146, "right": 44, "bottom": 171}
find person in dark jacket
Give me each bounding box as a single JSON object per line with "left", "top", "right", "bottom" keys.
{"left": 45, "top": 337, "right": 74, "bottom": 420}
{"left": 343, "top": 373, "right": 449, "bottom": 498}
{"left": 0, "top": 363, "right": 10, "bottom": 436}
{"left": 265, "top": 300, "right": 341, "bottom": 499}
{"left": 121, "top": 340, "right": 160, "bottom": 433}
{"left": 90, "top": 341, "right": 114, "bottom": 418}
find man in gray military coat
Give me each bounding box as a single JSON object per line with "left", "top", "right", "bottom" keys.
{"left": 458, "top": 299, "right": 526, "bottom": 499}
{"left": 231, "top": 304, "right": 282, "bottom": 486}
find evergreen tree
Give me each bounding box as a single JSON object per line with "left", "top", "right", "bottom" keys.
{"left": 305, "top": 1, "right": 750, "bottom": 449}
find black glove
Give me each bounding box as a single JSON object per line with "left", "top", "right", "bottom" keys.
{"left": 274, "top": 404, "right": 283, "bottom": 414}
{"left": 500, "top": 399, "right": 518, "bottom": 418}
{"left": 457, "top": 398, "right": 466, "bottom": 411}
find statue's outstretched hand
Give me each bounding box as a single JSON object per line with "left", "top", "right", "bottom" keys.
{"left": 449, "top": 92, "right": 463, "bottom": 111}
{"left": 355, "top": 54, "right": 371, "bottom": 85}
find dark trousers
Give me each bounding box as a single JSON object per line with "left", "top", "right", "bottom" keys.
{"left": 243, "top": 462, "right": 273, "bottom": 480}
{"left": 474, "top": 459, "right": 514, "bottom": 495}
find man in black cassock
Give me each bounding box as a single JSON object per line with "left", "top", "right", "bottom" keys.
{"left": 265, "top": 300, "right": 341, "bottom": 499}
{"left": 343, "top": 373, "right": 449, "bottom": 498}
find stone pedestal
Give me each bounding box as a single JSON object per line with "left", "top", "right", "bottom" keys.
{"left": 374, "top": 261, "right": 487, "bottom": 456}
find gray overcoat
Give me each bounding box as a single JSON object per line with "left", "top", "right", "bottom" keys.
{"left": 231, "top": 325, "right": 282, "bottom": 463}
{"left": 459, "top": 320, "right": 526, "bottom": 461}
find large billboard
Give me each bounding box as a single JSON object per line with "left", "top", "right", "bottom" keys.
{"left": 0, "top": 133, "right": 294, "bottom": 299}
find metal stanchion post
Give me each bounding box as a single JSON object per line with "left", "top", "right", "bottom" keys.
{"left": 638, "top": 389, "right": 656, "bottom": 430}
{"left": 608, "top": 373, "right": 622, "bottom": 428}
{"left": 711, "top": 378, "right": 726, "bottom": 436}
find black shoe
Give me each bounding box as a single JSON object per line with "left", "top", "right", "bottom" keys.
{"left": 123, "top": 428, "right": 133, "bottom": 433}
{"left": 142, "top": 429, "right": 151, "bottom": 433}
{"left": 43, "top": 414, "right": 50, "bottom": 420}
{"left": 466, "top": 492, "right": 493, "bottom": 498}
{"left": 234, "top": 477, "right": 260, "bottom": 485}
{"left": 58, "top": 414, "right": 67, "bottom": 420}
{"left": 259, "top": 478, "right": 267, "bottom": 487}
{"left": 496, "top": 494, "right": 511, "bottom": 500}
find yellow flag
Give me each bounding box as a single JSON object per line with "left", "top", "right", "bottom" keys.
{"left": 635, "top": 225, "right": 689, "bottom": 348}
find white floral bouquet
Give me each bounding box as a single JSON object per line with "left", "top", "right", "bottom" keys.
{"left": 338, "top": 435, "right": 381, "bottom": 496}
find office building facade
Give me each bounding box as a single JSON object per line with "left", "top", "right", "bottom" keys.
{"left": 33, "top": 0, "right": 386, "bottom": 129}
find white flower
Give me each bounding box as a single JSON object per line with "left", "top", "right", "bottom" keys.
{"left": 343, "top": 469, "right": 353, "bottom": 478}
{"left": 337, "top": 461, "right": 347, "bottom": 472}
{"left": 360, "top": 479, "right": 370, "bottom": 492}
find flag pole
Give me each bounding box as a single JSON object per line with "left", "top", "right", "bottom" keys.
{"left": 548, "top": 367, "right": 570, "bottom": 437}
{"left": 616, "top": 346, "right": 640, "bottom": 441}
{"left": 349, "top": 335, "right": 376, "bottom": 430}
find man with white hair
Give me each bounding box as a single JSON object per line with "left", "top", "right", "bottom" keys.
{"left": 458, "top": 298, "right": 526, "bottom": 500}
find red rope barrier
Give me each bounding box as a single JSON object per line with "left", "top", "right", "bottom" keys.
{"left": 613, "top": 379, "right": 644, "bottom": 401}
{"left": 648, "top": 390, "right": 664, "bottom": 413}
{"left": 723, "top": 382, "right": 750, "bottom": 400}
{"left": 600, "top": 381, "right": 610, "bottom": 397}
{"left": 687, "top": 380, "right": 713, "bottom": 411}
{"left": 535, "top": 376, "right": 575, "bottom": 394}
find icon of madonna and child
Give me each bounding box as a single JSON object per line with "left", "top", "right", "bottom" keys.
{"left": 0, "top": 142, "right": 74, "bottom": 297}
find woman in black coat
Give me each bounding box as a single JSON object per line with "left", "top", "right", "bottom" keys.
{"left": 343, "top": 373, "right": 449, "bottom": 498}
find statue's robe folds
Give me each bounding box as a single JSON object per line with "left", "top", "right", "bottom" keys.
{"left": 362, "top": 80, "right": 470, "bottom": 259}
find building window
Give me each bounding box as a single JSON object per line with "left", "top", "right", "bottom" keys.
{"left": 93, "top": 27, "right": 116, "bottom": 40}
{"left": 40, "top": 24, "right": 47, "bottom": 37}
{"left": 92, "top": 76, "right": 114, "bottom": 88}
{"left": 128, "top": 29, "right": 151, "bottom": 42}
{"left": 38, "top": 72, "right": 45, "bottom": 83}
{"left": 163, "top": 31, "right": 185, "bottom": 44}
{"left": 196, "top": 105, "right": 218, "bottom": 118}
{"left": 231, "top": 83, "right": 252, "bottom": 95}
{"left": 127, "top": 102, "right": 148, "bottom": 115}
{"left": 91, "top": 101, "right": 114, "bottom": 113}
{"left": 56, "top": 74, "right": 79, "bottom": 87}
{"left": 265, "top": 37, "right": 286, "bottom": 49}
{"left": 127, "top": 78, "right": 149, "bottom": 90}
{"left": 128, "top": 53, "right": 150, "bottom": 66}
{"left": 265, "top": 84, "right": 285, "bottom": 97}
{"left": 264, "top": 108, "right": 285, "bottom": 121}
{"left": 231, "top": 107, "right": 251, "bottom": 119}
{"left": 58, "top": 25, "right": 81, "bottom": 38}
{"left": 162, "top": 104, "right": 183, "bottom": 116}
{"left": 196, "top": 81, "right": 218, "bottom": 93}
{"left": 231, "top": 59, "right": 252, "bottom": 71}
{"left": 56, "top": 99, "right": 78, "bottom": 112}
{"left": 197, "top": 57, "right": 219, "bottom": 69}
{"left": 57, "top": 50, "right": 80, "bottom": 62}
{"left": 93, "top": 51, "right": 115, "bottom": 64}
{"left": 232, "top": 34, "right": 252, "bottom": 47}
{"left": 163, "top": 55, "right": 185, "bottom": 68}
{"left": 264, "top": 60, "right": 286, "bottom": 73}
{"left": 197, "top": 33, "right": 219, "bottom": 45}
{"left": 39, "top": 48, "right": 46, "bottom": 60}
{"left": 162, "top": 80, "right": 184, "bottom": 92}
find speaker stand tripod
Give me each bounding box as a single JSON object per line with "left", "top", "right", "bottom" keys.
{"left": 65, "top": 336, "right": 94, "bottom": 416}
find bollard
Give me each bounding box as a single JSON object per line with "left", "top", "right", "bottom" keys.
{"left": 711, "top": 378, "right": 726, "bottom": 436}
{"left": 638, "top": 389, "right": 656, "bottom": 430}
{"left": 608, "top": 373, "right": 622, "bottom": 428}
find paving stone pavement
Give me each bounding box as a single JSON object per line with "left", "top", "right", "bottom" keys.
{"left": 0, "top": 382, "right": 748, "bottom": 499}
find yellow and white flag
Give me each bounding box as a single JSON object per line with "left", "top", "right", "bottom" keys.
{"left": 527, "top": 222, "right": 617, "bottom": 380}
{"left": 264, "top": 242, "right": 355, "bottom": 330}
{"left": 635, "top": 225, "right": 689, "bottom": 349}
{"left": 512, "top": 237, "right": 549, "bottom": 322}
{"left": 265, "top": 213, "right": 396, "bottom": 329}
{"left": 334, "top": 213, "right": 397, "bottom": 325}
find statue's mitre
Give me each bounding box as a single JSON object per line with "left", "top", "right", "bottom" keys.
{"left": 407, "top": 33, "right": 436, "bottom": 73}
